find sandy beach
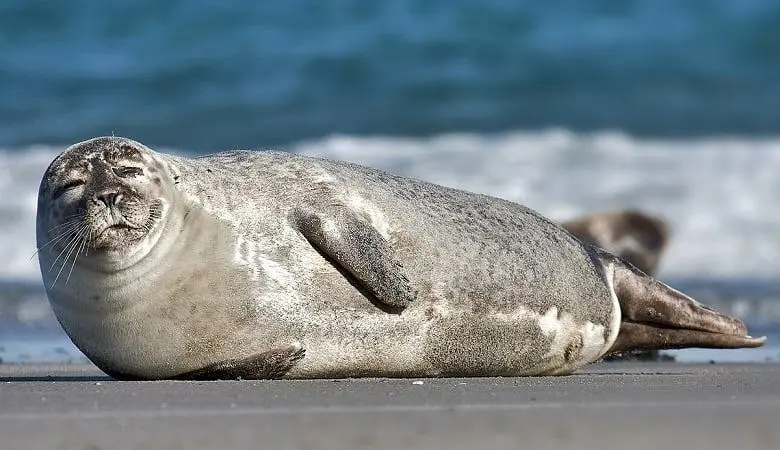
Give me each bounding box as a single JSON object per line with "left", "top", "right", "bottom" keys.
{"left": 1, "top": 362, "right": 778, "bottom": 450}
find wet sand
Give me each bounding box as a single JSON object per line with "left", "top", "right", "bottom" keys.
{"left": 1, "top": 362, "right": 779, "bottom": 450}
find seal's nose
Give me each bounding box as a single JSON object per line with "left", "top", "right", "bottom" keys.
{"left": 95, "top": 192, "right": 122, "bottom": 207}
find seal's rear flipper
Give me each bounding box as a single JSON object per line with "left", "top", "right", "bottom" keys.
{"left": 611, "top": 322, "right": 766, "bottom": 353}
{"left": 606, "top": 256, "right": 766, "bottom": 353}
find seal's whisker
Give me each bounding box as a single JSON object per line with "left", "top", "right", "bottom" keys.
{"left": 141, "top": 214, "right": 157, "bottom": 233}
{"left": 38, "top": 219, "right": 81, "bottom": 243}
{"left": 44, "top": 222, "right": 79, "bottom": 236}
{"left": 43, "top": 220, "right": 81, "bottom": 236}
{"left": 48, "top": 223, "right": 87, "bottom": 273}
{"left": 124, "top": 204, "right": 162, "bottom": 221}
{"left": 63, "top": 234, "right": 83, "bottom": 286}
{"left": 46, "top": 223, "right": 81, "bottom": 239}
{"left": 47, "top": 231, "right": 79, "bottom": 272}
{"left": 31, "top": 223, "right": 83, "bottom": 260}
{"left": 47, "top": 214, "right": 84, "bottom": 230}
{"left": 50, "top": 226, "right": 86, "bottom": 288}
{"left": 41, "top": 218, "right": 82, "bottom": 241}
{"left": 65, "top": 229, "right": 89, "bottom": 286}
{"left": 45, "top": 211, "right": 83, "bottom": 225}
{"left": 84, "top": 224, "right": 94, "bottom": 257}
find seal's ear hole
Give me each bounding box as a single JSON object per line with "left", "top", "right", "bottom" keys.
{"left": 52, "top": 180, "right": 85, "bottom": 200}
{"left": 113, "top": 166, "right": 143, "bottom": 178}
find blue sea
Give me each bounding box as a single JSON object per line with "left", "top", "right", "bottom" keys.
{"left": 2, "top": 0, "right": 780, "bottom": 365}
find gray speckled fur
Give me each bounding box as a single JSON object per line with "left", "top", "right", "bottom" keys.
{"left": 172, "top": 149, "right": 610, "bottom": 318}
{"left": 38, "top": 138, "right": 619, "bottom": 380}
{"left": 160, "top": 149, "right": 615, "bottom": 377}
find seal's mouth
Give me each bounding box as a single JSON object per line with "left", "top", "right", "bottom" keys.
{"left": 82, "top": 199, "right": 163, "bottom": 251}
{"left": 95, "top": 222, "right": 135, "bottom": 238}
{"left": 100, "top": 222, "right": 136, "bottom": 233}
{"left": 89, "top": 220, "right": 148, "bottom": 249}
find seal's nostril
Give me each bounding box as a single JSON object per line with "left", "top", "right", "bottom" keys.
{"left": 96, "top": 192, "right": 120, "bottom": 206}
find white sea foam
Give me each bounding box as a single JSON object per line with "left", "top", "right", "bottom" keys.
{"left": 0, "top": 146, "right": 62, "bottom": 281}
{"left": 4, "top": 129, "right": 780, "bottom": 283}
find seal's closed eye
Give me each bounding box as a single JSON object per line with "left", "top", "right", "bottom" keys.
{"left": 52, "top": 180, "right": 85, "bottom": 200}
{"left": 113, "top": 166, "right": 143, "bottom": 178}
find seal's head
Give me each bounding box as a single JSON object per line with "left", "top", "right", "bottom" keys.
{"left": 36, "top": 136, "right": 175, "bottom": 278}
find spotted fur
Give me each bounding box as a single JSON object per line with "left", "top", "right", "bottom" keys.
{"left": 37, "top": 136, "right": 754, "bottom": 380}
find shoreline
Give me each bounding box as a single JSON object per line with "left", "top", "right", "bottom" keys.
{"left": 1, "top": 362, "right": 779, "bottom": 450}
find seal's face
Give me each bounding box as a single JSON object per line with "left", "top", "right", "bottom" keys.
{"left": 37, "top": 137, "right": 172, "bottom": 276}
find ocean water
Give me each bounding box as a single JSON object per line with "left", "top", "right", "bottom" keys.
{"left": 2, "top": 0, "right": 780, "bottom": 365}
{"left": 2, "top": 0, "right": 780, "bottom": 149}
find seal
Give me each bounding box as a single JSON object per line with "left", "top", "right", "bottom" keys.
{"left": 561, "top": 210, "right": 669, "bottom": 276}
{"left": 36, "top": 136, "right": 765, "bottom": 380}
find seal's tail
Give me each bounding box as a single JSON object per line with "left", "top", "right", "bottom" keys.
{"left": 606, "top": 256, "right": 766, "bottom": 354}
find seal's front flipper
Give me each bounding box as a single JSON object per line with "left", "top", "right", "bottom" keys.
{"left": 606, "top": 255, "right": 766, "bottom": 354}
{"left": 174, "top": 344, "right": 306, "bottom": 380}
{"left": 291, "top": 206, "right": 416, "bottom": 312}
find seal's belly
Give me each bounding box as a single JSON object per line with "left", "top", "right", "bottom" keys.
{"left": 420, "top": 303, "right": 617, "bottom": 376}
{"left": 290, "top": 289, "right": 621, "bottom": 378}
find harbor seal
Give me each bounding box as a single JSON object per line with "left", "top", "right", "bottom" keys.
{"left": 36, "top": 136, "right": 765, "bottom": 380}
{"left": 561, "top": 210, "right": 669, "bottom": 276}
